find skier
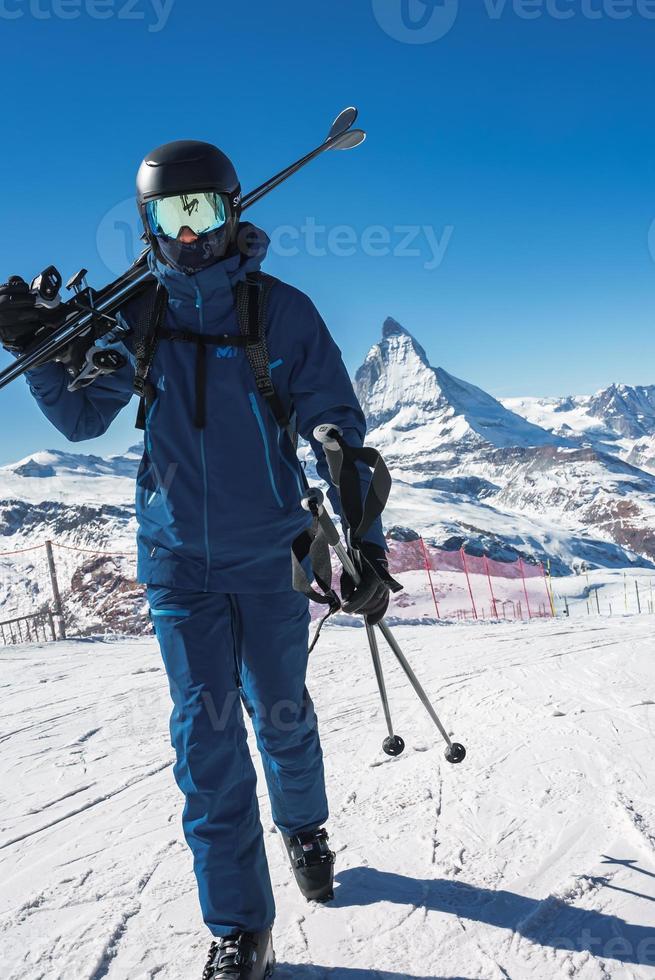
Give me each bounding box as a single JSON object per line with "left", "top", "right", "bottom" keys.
{"left": 0, "top": 140, "right": 391, "bottom": 979}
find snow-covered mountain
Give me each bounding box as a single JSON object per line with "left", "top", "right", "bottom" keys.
{"left": 0, "top": 447, "right": 141, "bottom": 632}
{"left": 586, "top": 383, "right": 655, "bottom": 438}
{"left": 504, "top": 384, "right": 655, "bottom": 464}
{"left": 354, "top": 318, "right": 655, "bottom": 573}
{"left": 357, "top": 318, "right": 561, "bottom": 450}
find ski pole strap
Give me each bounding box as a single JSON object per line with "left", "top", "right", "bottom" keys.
{"left": 291, "top": 522, "right": 339, "bottom": 608}
{"left": 291, "top": 516, "right": 341, "bottom": 654}
{"left": 307, "top": 605, "right": 336, "bottom": 655}
{"left": 328, "top": 432, "right": 392, "bottom": 544}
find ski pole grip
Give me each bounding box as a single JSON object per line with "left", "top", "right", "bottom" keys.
{"left": 313, "top": 423, "right": 344, "bottom": 487}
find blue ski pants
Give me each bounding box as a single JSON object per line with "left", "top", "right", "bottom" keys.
{"left": 147, "top": 585, "right": 329, "bottom": 936}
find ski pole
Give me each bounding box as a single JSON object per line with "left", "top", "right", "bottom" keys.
{"left": 377, "top": 619, "right": 465, "bottom": 763}
{"left": 304, "top": 463, "right": 467, "bottom": 766}
{"left": 302, "top": 487, "right": 406, "bottom": 758}
{"left": 366, "top": 621, "right": 406, "bottom": 757}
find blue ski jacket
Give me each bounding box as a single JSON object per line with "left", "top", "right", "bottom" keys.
{"left": 24, "top": 225, "right": 385, "bottom": 593}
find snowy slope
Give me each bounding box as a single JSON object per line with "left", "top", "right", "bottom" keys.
{"left": 1, "top": 619, "right": 654, "bottom": 978}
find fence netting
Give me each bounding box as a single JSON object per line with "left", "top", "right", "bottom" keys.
{"left": 0, "top": 536, "right": 554, "bottom": 644}
{"left": 385, "top": 540, "right": 552, "bottom": 622}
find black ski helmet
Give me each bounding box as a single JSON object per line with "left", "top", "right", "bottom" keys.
{"left": 136, "top": 140, "right": 242, "bottom": 272}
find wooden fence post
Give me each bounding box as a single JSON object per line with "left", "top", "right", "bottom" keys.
{"left": 45, "top": 541, "right": 66, "bottom": 640}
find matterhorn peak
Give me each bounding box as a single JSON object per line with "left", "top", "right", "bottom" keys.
{"left": 355, "top": 318, "right": 439, "bottom": 427}
{"left": 382, "top": 316, "right": 409, "bottom": 338}
{"left": 355, "top": 316, "right": 562, "bottom": 449}
{"left": 378, "top": 317, "right": 431, "bottom": 367}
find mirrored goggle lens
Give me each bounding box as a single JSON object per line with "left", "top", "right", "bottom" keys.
{"left": 146, "top": 192, "right": 227, "bottom": 239}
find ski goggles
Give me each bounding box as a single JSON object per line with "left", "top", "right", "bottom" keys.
{"left": 145, "top": 191, "right": 228, "bottom": 240}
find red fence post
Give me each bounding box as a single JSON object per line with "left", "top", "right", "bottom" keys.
{"left": 419, "top": 537, "right": 441, "bottom": 618}
{"left": 460, "top": 548, "right": 479, "bottom": 620}
{"left": 519, "top": 558, "right": 533, "bottom": 620}
{"left": 484, "top": 556, "right": 499, "bottom": 619}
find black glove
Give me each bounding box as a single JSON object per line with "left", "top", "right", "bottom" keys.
{"left": 340, "top": 541, "right": 392, "bottom": 625}
{"left": 0, "top": 276, "right": 55, "bottom": 354}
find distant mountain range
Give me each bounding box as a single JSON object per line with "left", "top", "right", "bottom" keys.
{"left": 3, "top": 315, "right": 655, "bottom": 628}
{"left": 354, "top": 317, "right": 655, "bottom": 572}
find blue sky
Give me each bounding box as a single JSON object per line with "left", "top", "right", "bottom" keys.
{"left": 1, "top": 0, "right": 655, "bottom": 463}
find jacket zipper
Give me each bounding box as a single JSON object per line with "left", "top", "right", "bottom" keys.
{"left": 144, "top": 398, "right": 160, "bottom": 507}
{"left": 249, "top": 392, "right": 284, "bottom": 508}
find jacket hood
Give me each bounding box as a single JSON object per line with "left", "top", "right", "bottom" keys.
{"left": 148, "top": 222, "right": 270, "bottom": 305}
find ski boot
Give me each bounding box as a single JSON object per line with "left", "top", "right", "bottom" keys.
{"left": 202, "top": 929, "right": 275, "bottom": 979}
{"left": 282, "top": 826, "right": 335, "bottom": 903}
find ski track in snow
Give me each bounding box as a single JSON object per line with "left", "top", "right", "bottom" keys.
{"left": 1, "top": 620, "right": 655, "bottom": 979}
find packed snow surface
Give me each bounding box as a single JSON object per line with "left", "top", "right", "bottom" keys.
{"left": 1, "top": 618, "right": 655, "bottom": 979}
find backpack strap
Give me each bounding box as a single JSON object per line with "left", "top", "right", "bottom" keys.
{"left": 155, "top": 325, "right": 256, "bottom": 429}
{"left": 132, "top": 282, "right": 169, "bottom": 430}
{"left": 235, "top": 272, "right": 297, "bottom": 446}
{"left": 129, "top": 271, "right": 295, "bottom": 440}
